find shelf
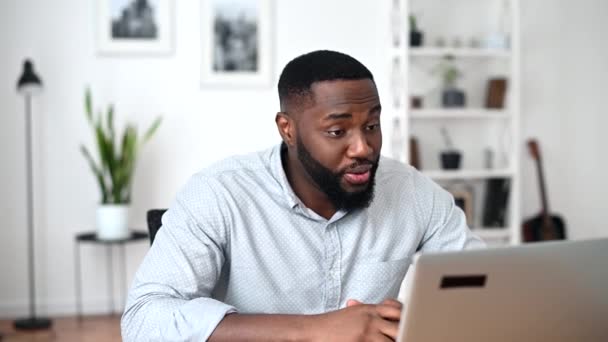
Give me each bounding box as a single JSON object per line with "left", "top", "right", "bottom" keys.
{"left": 422, "top": 169, "right": 514, "bottom": 180}
{"left": 410, "top": 109, "right": 509, "bottom": 119}
{"left": 472, "top": 228, "right": 512, "bottom": 240}
{"left": 396, "top": 0, "right": 521, "bottom": 247}
{"left": 409, "top": 47, "right": 511, "bottom": 58}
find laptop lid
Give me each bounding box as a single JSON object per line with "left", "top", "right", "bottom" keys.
{"left": 398, "top": 238, "right": 608, "bottom": 342}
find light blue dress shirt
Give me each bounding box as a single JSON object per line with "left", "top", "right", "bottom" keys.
{"left": 121, "top": 144, "right": 484, "bottom": 341}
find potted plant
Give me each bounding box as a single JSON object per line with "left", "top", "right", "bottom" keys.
{"left": 409, "top": 14, "right": 424, "bottom": 47}
{"left": 80, "top": 88, "right": 161, "bottom": 240}
{"left": 439, "top": 126, "right": 462, "bottom": 170}
{"left": 435, "top": 56, "right": 466, "bottom": 107}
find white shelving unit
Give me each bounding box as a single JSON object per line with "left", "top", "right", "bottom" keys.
{"left": 472, "top": 228, "right": 512, "bottom": 241}
{"left": 390, "top": 0, "right": 521, "bottom": 246}
{"left": 410, "top": 109, "right": 510, "bottom": 120}
{"left": 422, "top": 168, "right": 515, "bottom": 181}
{"left": 410, "top": 47, "right": 510, "bottom": 58}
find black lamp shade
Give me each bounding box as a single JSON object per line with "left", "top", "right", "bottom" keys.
{"left": 17, "top": 59, "right": 42, "bottom": 92}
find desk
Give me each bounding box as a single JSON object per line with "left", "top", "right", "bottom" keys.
{"left": 74, "top": 231, "right": 148, "bottom": 320}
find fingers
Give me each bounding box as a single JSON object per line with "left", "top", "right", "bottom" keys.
{"left": 376, "top": 299, "right": 402, "bottom": 321}
{"left": 347, "top": 298, "right": 402, "bottom": 321}
{"left": 348, "top": 298, "right": 402, "bottom": 308}
{"left": 375, "top": 315, "right": 400, "bottom": 340}
{"left": 346, "top": 299, "right": 363, "bottom": 307}
{"left": 370, "top": 335, "right": 394, "bottom": 342}
{"left": 376, "top": 304, "right": 401, "bottom": 321}
{"left": 380, "top": 299, "right": 403, "bottom": 309}
{"left": 336, "top": 302, "right": 400, "bottom": 341}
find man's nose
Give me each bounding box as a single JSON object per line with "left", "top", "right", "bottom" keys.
{"left": 346, "top": 131, "right": 372, "bottom": 159}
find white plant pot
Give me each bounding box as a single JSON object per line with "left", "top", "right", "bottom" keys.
{"left": 96, "top": 204, "right": 130, "bottom": 240}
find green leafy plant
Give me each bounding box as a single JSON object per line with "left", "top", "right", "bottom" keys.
{"left": 433, "top": 56, "right": 462, "bottom": 88}
{"left": 409, "top": 14, "right": 418, "bottom": 32}
{"left": 80, "top": 88, "right": 161, "bottom": 204}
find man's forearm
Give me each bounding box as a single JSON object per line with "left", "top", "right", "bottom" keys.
{"left": 209, "top": 313, "right": 320, "bottom": 342}
{"left": 210, "top": 301, "right": 403, "bottom": 342}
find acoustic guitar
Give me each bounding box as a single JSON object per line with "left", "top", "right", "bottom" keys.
{"left": 522, "top": 139, "right": 567, "bottom": 242}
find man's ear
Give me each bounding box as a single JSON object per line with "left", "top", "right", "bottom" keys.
{"left": 275, "top": 112, "right": 296, "bottom": 147}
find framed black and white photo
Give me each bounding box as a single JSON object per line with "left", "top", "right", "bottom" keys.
{"left": 96, "top": 0, "right": 174, "bottom": 55}
{"left": 201, "top": 0, "right": 273, "bottom": 86}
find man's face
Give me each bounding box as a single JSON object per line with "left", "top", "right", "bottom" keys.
{"left": 294, "top": 79, "right": 382, "bottom": 211}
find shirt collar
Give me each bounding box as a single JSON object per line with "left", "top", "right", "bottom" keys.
{"left": 270, "top": 142, "right": 301, "bottom": 210}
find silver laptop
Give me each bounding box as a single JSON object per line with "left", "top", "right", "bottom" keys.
{"left": 398, "top": 238, "right": 608, "bottom": 342}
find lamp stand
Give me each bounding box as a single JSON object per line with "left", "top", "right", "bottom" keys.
{"left": 14, "top": 94, "right": 52, "bottom": 330}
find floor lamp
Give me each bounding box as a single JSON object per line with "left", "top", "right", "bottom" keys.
{"left": 13, "top": 59, "right": 52, "bottom": 330}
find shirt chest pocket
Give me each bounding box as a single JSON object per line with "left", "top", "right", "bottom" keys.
{"left": 343, "top": 257, "right": 411, "bottom": 303}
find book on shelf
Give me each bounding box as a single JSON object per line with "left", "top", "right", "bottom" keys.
{"left": 482, "top": 177, "right": 511, "bottom": 227}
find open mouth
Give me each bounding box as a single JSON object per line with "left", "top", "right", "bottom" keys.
{"left": 343, "top": 164, "right": 372, "bottom": 185}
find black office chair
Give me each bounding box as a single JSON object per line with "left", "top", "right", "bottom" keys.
{"left": 146, "top": 209, "right": 167, "bottom": 245}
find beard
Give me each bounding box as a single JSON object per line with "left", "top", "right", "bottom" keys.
{"left": 296, "top": 136, "right": 379, "bottom": 211}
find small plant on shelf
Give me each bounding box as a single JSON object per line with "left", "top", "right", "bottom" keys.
{"left": 409, "top": 14, "right": 424, "bottom": 47}
{"left": 433, "top": 56, "right": 466, "bottom": 108}
{"left": 439, "top": 126, "right": 462, "bottom": 170}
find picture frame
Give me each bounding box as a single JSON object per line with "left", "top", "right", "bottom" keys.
{"left": 96, "top": 0, "right": 174, "bottom": 55}
{"left": 200, "top": 0, "right": 274, "bottom": 87}
{"left": 450, "top": 189, "right": 474, "bottom": 227}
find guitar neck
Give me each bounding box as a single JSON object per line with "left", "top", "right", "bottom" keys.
{"left": 528, "top": 139, "right": 559, "bottom": 240}
{"left": 534, "top": 154, "right": 556, "bottom": 237}
{"left": 535, "top": 155, "right": 551, "bottom": 216}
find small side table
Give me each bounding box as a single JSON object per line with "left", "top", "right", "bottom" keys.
{"left": 74, "top": 230, "right": 148, "bottom": 320}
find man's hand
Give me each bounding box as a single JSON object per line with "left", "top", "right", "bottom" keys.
{"left": 209, "top": 299, "right": 403, "bottom": 341}
{"left": 313, "top": 299, "right": 403, "bottom": 341}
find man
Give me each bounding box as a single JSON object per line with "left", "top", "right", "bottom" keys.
{"left": 122, "top": 50, "right": 484, "bottom": 341}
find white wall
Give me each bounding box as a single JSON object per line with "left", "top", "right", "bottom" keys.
{"left": 0, "top": 0, "right": 392, "bottom": 317}
{"left": 520, "top": 0, "right": 608, "bottom": 239}
{"left": 0, "top": 0, "right": 607, "bottom": 318}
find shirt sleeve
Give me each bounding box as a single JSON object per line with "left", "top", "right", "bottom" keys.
{"left": 416, "top": 176, "right": 486, "bottom": 253}
{"left": 121, "top": 176, "right": 237, "bottom": 341}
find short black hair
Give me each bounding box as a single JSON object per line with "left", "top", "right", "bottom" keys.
{"left": 278, "top": 50, "right": 374, "bottom": 111}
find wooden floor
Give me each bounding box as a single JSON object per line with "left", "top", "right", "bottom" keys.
{"left": 0, "top": 315, "right": 122, "bottom": 342}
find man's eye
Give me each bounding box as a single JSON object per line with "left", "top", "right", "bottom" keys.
{"left": 366, "top": 123, "right": 380, "bottom": 131}
{"left": 327, "top": 129, "right": 345, "bottom": 137}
